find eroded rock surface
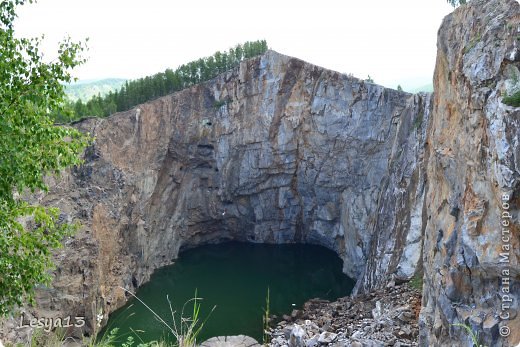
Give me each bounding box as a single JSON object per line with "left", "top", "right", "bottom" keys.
{"left": 420, "top": 0, "right": 520, "bottom": 346}
{"left": 1, "top": 1, "right": 520, "bottom": 345}
{"left": 0, "top": 50, "right": 429, "bottom": 341}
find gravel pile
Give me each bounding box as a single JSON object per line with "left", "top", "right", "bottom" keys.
{"left": 268, "top": 283, "right": 422, "bottom": 347}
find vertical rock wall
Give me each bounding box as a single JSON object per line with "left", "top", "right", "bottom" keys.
{"left": 355, "top": 93, "right": 432, "bottom": 293}
{"left": 0, "top": 51, "right": 430, "bottom": 341}
{"left": 420, "top": 0, "right": 520, "bottom": 346}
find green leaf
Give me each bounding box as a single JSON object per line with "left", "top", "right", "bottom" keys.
{"left": 0, "top": 0, "right": 89, "bottom": 316}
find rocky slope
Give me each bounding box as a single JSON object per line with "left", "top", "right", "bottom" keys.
{"left": 268, "top": 283, "right": 422, "bottom": 347}
{"left": 420, "top": 0, "right": 520, "bottom": 346}
{"left": 1, "top": 0, "right": 520, "bottom": 345}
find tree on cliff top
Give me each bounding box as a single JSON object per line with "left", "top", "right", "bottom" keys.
{"left": 448, "top": 0, "right": 466, "bottom": 7}
{"left": 0, "top": 0, "right": 88, "bottom": 315}
{"left": 58, "top": 39, "right": 269, "bottom": 121}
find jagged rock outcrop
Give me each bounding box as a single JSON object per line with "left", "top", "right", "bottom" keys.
{"left": 419, "top": 0, "right": 520, "bottom": 346}
{"left": 355, "top": 93, "right": 431, "bottom": 293}
{"left": 0, "top": 51, "right": 430, "bottom": 341}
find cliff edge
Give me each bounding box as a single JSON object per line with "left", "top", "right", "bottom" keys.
{"left": 420, "top": 0, "right": 520, "bottom": 345}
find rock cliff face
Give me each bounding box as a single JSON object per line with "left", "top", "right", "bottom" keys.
{"left": 1, "top": 0, "right": 519, "bottom": 346}
{"left": 420, "top": 0, "right": 520, "bottom": 346}
{"left": 0, "top": 51, "right": 430, "bottom": 340}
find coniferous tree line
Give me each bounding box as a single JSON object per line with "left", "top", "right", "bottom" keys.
{"left": 56, "top": 40, "right": 268, "bottom": 122}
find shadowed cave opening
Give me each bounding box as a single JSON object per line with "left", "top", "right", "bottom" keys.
{"left": 101, "top": 242, "right": 355, "bottom": 343}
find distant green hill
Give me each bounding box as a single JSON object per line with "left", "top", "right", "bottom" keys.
{"left": 410, "top": 83, "right": 434, "bottom": 93}
{"left": 65, "top": 78, "right": 126, "bottom": 101}
{"left": 60, "top": 40, "right": 268, "bottom": 121}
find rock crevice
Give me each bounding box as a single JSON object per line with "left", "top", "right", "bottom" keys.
{"left": 420, "top": 0, "right": 520, "bottom": 345}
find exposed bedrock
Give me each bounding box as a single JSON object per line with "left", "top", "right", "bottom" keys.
{"left": 419, "top": 0, "right": 520, "bottom": 346}
{"left": 0, "top": 50, "right": 430, "bottom": 339}
{"left": 1, "top": 1, "right": 519, "bottom": 345}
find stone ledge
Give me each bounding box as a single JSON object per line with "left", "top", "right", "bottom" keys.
{"left": 200, "top": 335, "right": 261, "bottom": 347}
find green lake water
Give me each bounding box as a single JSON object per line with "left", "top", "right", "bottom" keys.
{"left": 101, "top": 242, "right": 355, "bottom": 343}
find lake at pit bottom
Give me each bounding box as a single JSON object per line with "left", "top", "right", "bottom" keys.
{"left": 102, "top": 242, "right": 355, "bottom": 343}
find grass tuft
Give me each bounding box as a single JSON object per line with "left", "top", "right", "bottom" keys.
{"left": 409, "top": 274, "right": 423, "bottom": 291}
{"left": 502, "top": 90, "right": 520, "bottom": 107}
{"left": 119, "top": 287, "right": 215, "bottom": 347}
{"left": 262, "top": 287, "right": 271, "bottom": 346}
{"left": 413, "top": 111, "right": 424, "bottom": 130}
{"left": 451, "top": 323, "right": 488, "bottom": 347}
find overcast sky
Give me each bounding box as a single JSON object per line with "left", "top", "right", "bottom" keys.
{"left": 14, "top": 0, "right": 455, "bottom": 90}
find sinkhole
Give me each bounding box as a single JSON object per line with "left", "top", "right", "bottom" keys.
{"left": 101, "top": 242, "right": 355, "bottom": 343}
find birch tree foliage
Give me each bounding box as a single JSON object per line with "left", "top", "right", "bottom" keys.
{"left": 0, "top": 0, "right": 88, "bottom": 315}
